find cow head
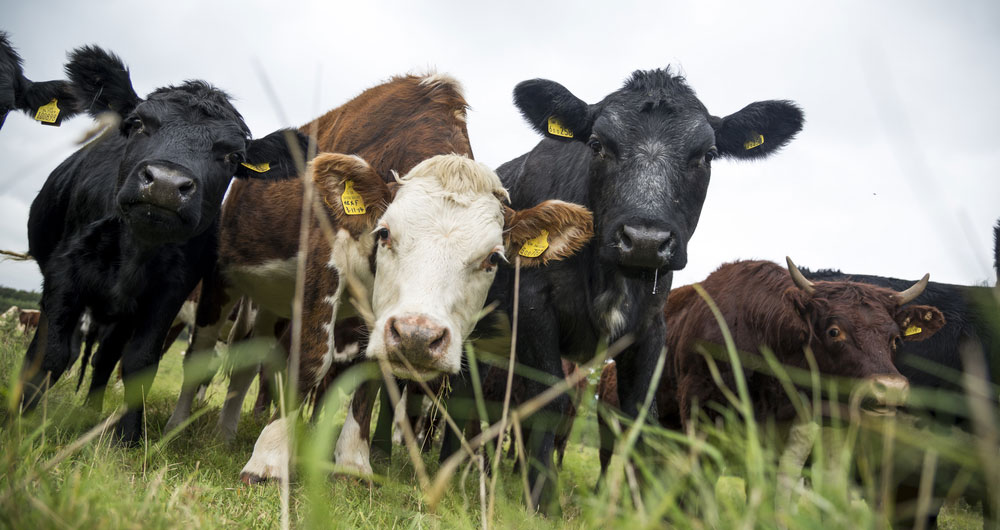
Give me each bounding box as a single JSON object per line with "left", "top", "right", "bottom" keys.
{"left": 310, "top": 153, "right": 593, "bottom": 379}
{"left": 513, "top": 68, "right": 803, "bottom": 273}
{"left": 0, "top": 32, "right": 77, "bottom": 130}
{"left": 65, "top": 45, "right": 307, "bottom": 245}
{"left": 783, "top": 257, "right": 945, "bottom": 410}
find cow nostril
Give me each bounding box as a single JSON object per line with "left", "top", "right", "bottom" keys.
{"left": 177, "top": 180, "right": 195, "bottom": 196}
{"left": 658, "top": 235, "right": 673, "bottom": 255}
{"left": 620, "top": 231, "right": 633, "bottom": 251}
{"left": 429, "top": 328, "right": 449, "bottom": 353}
{"left": 140, "top": 168, "right": 154, "bottom": 185}
{"left": 387, "top": 318, "right": 402, "bottom": 344}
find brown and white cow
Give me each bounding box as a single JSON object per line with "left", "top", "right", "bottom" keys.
{"left": 165, "top": 74, "right": 479, "bottom": 438}
{"left": 163, "top": 74, "right": 593, "bottom": 484}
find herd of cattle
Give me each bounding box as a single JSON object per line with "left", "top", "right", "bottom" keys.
{"left": 4, "top": 30, "right": 999, "bottom": 521}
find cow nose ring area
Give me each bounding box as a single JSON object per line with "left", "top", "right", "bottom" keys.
{"left": 618, "top": 225, "right": 676, "bottom": 268}
{"left": 384, "top": 315, "right": 451, "bottom": 363}
{"left": 138, "top": 165, "right": 197, "bottom": 210}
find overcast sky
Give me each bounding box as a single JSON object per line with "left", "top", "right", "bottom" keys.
{"left": 1, "top": 0, "right": 998, "bottom": 294}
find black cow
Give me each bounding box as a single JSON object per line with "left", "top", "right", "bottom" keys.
{"left": 19, "top": 45, "right": 308, "bottom": 444}
{"left": 0, "top": 31, "right": 77, "bottom": 129}
{"left": 487, "top": 68, "right": 804, "bottom": 511}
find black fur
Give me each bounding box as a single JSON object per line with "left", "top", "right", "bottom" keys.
{"left": 0, "top": 31, "right": 79, "bottom": 129}
{"left": 19, "top": 45, "right": 310, "bottom": 444}
{"left": 994, "top": 218, "right": 999, "bottom": 283}
{"left": 481, "top": 68, "right": 804, "bottom": 512}
{"left": 64, "top": 45, "right": 139, "bottom": 118}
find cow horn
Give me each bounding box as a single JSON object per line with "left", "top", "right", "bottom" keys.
{"left": 786, "top": 256, "right": 815, "bottom": 296}
{"left": 894, "top": 273, "right": 930, "bottom": 305}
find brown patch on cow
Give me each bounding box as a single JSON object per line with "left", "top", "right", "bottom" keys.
{"left": 503, "top": 200, "right": 594, "bottom": 266}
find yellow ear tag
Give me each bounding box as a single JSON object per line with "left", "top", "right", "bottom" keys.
{"left": 518, "top": 229, "right": 550, "bottom": 258}
{"left": 341, "top": 180, "right": 366, "bottom": 215}
{"left": 34, "top": 99, "right": 60, "bottom": 125}
{"left": 547, "top": 116, "right": 573, "bottom": 138}
{"left": 904, "top": 325, "right": 922, "bottom": 337}
{"left": 743, "top": 133, "right": 764, "bottom": 150}
{"left": 240, "top": 162, "right": 271, "bottom": 173}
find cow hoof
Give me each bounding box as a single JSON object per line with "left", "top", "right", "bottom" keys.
{"left": 240, "top": 417, "right": 291, "bottom": 485}
{"left": 240, "top": 471, "right": 271, "bottom": 486}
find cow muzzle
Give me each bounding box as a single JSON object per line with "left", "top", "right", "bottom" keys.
{"left": 383, "top": 314, "right": 452, "bottom": 375}
{"left": 136, "top": 164, "right": 197, "bottom": 212}
{"left": 616, "top": 224, "right": 678, "bottom": 269}
{"left": 858, "top": 375, "right": 909, "bottom": 414}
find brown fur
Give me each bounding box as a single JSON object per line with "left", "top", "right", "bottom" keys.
{"left": 665, "top": 260, "right": 945, "bottom": 428}
{"left": 502, "top": 200, "right": 594, "bottom": 266}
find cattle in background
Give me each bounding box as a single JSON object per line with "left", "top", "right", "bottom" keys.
{"left": 18, "top": 45, "right": 309, "bottom": 444}
{"left": 597, "top": 258, "right": 945, "bottom": 475}
{"left": 488, "top": 67, "right": 804, "bottom": 511}
{"left": 17, "top": 309, "right": 41, "bottom": 333}
{"left": 995, "top": 219, "right": 999, "bottom": 283}
{"left": 0, "top": 32, "right": 78, "bottom": 129}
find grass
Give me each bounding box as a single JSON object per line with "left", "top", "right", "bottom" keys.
{"left": 0, "top": 312, "right": 993, "bottom": 529}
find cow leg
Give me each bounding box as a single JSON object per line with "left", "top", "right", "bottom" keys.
{"left": 217, "top": 304, "right": 274, "bottom": 441}
{"left": 333, "top": 378, "right": 379, "bottom": 477}
{"left": 372, "top": 379, "right": 398, "bottom": 464}
{"left": 611, "top": 324, "right": 666, "bottom": 486}
{"left": 115, "top": 292, "right": 189, "bottom": 445}
{"left": 85, "top": 323, "right": 130, "bottom": 412}
{"left": 21, "top": 285, "right": 85, "bottom": 409}
{"left": 164, "top": 297, "right": 236, "bottom": 433}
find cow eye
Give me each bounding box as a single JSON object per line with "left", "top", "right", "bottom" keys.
{"left": 705, "top": 147, "right": 718, "bottom": 163}
{"left": 225, "top": 152, "right": 244, "bottom": 166}
{"left": 375, "top": 226, "right": 391, "bottom": 246}
{"left": 587, "top": 137, "right": 603, "bottom": 156}
{"left": 123, "top": 116, "right": 145, "bottom": 136}
{"left": 827, "top": 325, "right": 843, "bottom": 339}
{"left": 481, "top": 250, "right": 507, "bottom": 271}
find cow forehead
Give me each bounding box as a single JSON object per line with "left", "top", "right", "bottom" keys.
{"left": 382, "top": 190, "right": 504, "bottom": 251}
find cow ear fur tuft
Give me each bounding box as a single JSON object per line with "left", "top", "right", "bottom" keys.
{"left": 502, "top": 200, "right": 594, "bottom": 267}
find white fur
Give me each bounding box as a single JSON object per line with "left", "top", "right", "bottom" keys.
{"left": 334, "top": 405, "right": 373, "bottom": 476}
{"left": 595, "top": 281, "right": 628, "bottom": 338}
{"left": 240, "top": 417, "right": 292, "bottom": 482}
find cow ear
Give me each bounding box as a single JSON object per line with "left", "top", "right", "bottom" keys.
{"left": 503, "top": 200, "right": 594, "bottom": 267}
{"left": 712, "top": 100, "right": 804, "bottom": 160}
{"left": 895, "top": 305, "right": 946, "bottom": 342}
{"left": 310, "top": 153, "right": 390, "bottom": 238}
{"left": 17, "top": 80, "right": 79, "bottom": 126}
{"left": 783, "top": 287, "right": 811, "bottom": 317}
{"left": 65, "top": 45, "right": 141, "bottom": 119}
{"left": 235, "top": 129, "right": 311, "bottom": 180}
{"left": 513, "top": 79, "right": 594, "bottom": 142}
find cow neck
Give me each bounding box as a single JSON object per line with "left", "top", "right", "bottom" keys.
{"left": 588, "top": 253, "right": 671, "bottom": 340}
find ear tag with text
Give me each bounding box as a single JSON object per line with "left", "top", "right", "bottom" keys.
{"left": 240, "top": 162, "right": 271, "bottom": 173}
{"left": 547, "top": 116, "right": 574, "bottom": 138}
{"left": 518, "top": 229, "right": 550, "bottom": 258}
{"left": 904, "top": 325, "right": 922, "bottom": 337}
{"left": 743, "top": 133, "right": 764, "bottom": 150}
{"left": 341, "top": 180, "right": 366, "bottom": 215}
{"left": 34, "top": 99, "right": 61, "bottom": 125}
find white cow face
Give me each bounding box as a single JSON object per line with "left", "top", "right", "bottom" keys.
{"left": 365, "top": 155, "right": 595, "bottom": 379}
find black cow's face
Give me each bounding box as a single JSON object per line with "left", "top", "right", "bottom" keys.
{"left": 113, "top": 83, "right": 250, "bottom": 244}
{"left": 585, "top": 89, "right": 715, "bottom": 271}
{"left": 513, "top": 69, "right": 804, "bottom": 273}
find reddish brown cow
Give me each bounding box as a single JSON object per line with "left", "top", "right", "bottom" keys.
{"left": 18, "top": 309, "right": 40, "bottom": 333}
{"left": 597, "top": 258, "right": 946, "bottom": 476}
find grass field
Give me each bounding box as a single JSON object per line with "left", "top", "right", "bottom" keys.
{"left": 0, "top": 315, "right": 992, "bottom": 529}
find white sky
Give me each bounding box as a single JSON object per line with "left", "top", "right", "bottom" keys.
{"left": 1, "top": 0, "right": 998, "bottom": 294}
